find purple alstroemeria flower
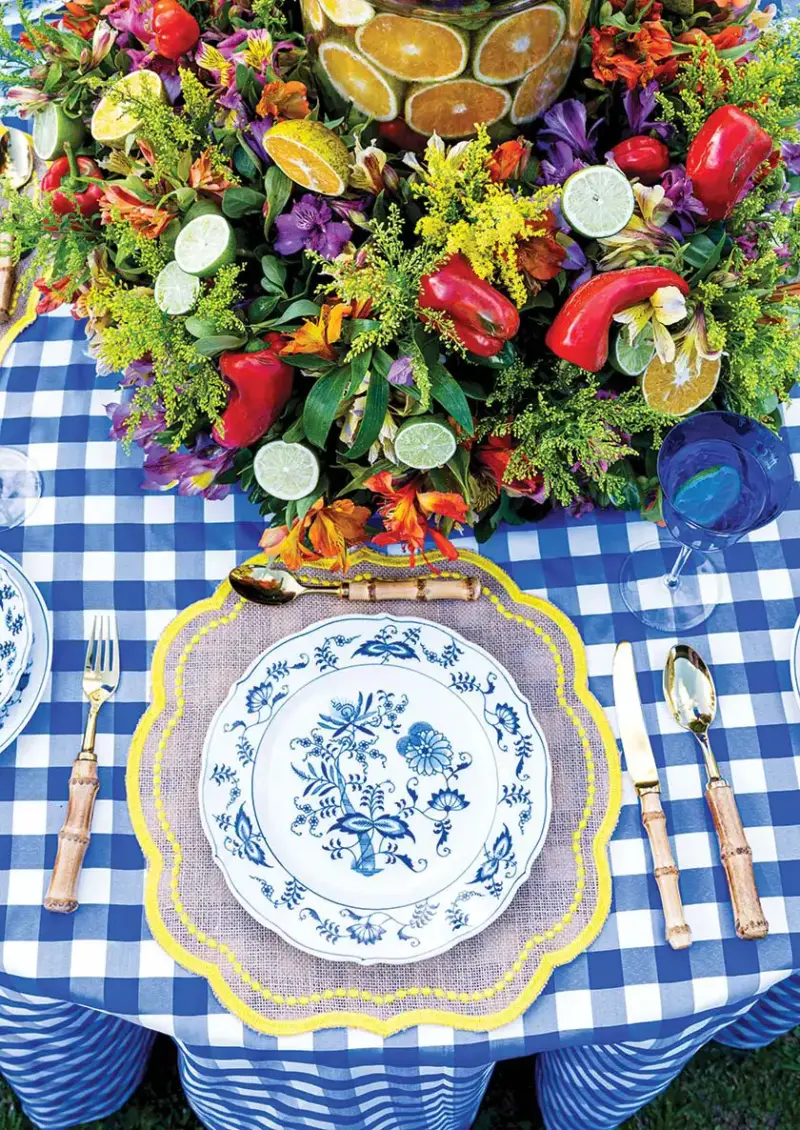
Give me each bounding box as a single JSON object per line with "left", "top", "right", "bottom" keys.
{"left": 558, "top": 234, "right": 587, "bottom": 273}
{"left": 106, "top": 401, "right": 165, "bottom": 449}
{"left": 216, "top": 29, "right": 250, "bottom": 57}
{"left": 125, "top": 49, "right": 182, "bottom": 102}
{"left": 387, "top": 356, "right": 414, "bottom": 386}
{"left": 274, "top": 194, "right": 352, "bottom": 259}
{"left": 539, "top": 141, "right": 587, "bottom": 186}
{"left": 622, "top": 82, "right": 672, "bottom": 141}
{"left": 103, "top": 0, "right": 152, "bottom": 46}
{"left": 120, "top": 359, "right": 154, "bottom": 388}
{"left": 782, "top": 140, "right": 800, "bottom": 177}
{"left": 244, "top": 117, "right": 272, "bottom": 164}
{"left": 328, "top": 196, "right": 371, "bottom": 225}
{"left": 538, "top": 99, "right": 602, "bottom": 163}
{"left": 217, "top": 88, "right": 251, "bottom": 128}
{"left": 660, "top": 166, "right": 706, "bottom": 237}
{"left": 141, "top": 438, "right": 235, "bottom": 500}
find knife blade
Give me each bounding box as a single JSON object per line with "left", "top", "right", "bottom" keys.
{"left": 613, "top": 642, "right": 691, "bottom": 951}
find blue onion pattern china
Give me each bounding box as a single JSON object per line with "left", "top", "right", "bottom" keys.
{"left": 0, "top": 566, "right": 32, "bottom": 712}
{"left": 200, "top": 616, "right": 551, "bottom": 964}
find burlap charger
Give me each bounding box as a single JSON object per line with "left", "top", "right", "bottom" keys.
{"left": 128, "top": 549, "right": 621, "bottom": 1036}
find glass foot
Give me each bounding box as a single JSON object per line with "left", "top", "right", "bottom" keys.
{"left": 0, "top": 447, "right": 43, "bottom": 531}
{"left": 620, "top": 537, "right": 719, "bottom": 633}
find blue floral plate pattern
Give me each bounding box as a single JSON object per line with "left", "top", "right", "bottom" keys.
{"left": 0, "top": 565, "right": 32, "bottom": 712}
{"left": 200, "top": 615, "right": 552, "bottom": 965}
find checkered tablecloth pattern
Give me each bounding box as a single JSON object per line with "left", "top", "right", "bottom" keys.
{"left": 0, "top": 308, "right": 798, "bottom": 1067}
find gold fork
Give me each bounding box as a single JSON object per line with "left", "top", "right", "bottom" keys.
{"left": 44, "top": 613, "right": 120, "bottom": 913}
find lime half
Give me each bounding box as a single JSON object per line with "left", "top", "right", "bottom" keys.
{"left": 254, "top": 441, "right": 320, "bottom": 501}
{"left": 612, "top": 325, "right": 656, "bottom": 376}
{"left": 673, "top": 464, "right": 741, "bottom": 526}
{"left": 90, "top": 70, "right": 165, "bottom": 145}
{"left": 394, "top": 418, "right": 457, "bottom": 470}
{"left": 182, "top": 198, "right": 222, "bottom": 225}
{"left": 174, "top": 215, "right": 236, "bottom": 278}
{"left": 32, "top": 103, "right": 85, "bottom": 160}
{"left": 154, "top": 261, "right": 201, "bottom": 316}
{"left": 562, "top": 165, "right": 635, "bottom": 239}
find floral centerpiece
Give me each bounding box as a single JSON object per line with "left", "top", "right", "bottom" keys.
{"left": 1, "top": 0, "right": 799, "bottom": 569}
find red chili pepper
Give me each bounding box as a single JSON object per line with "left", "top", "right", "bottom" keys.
{"left": 152, "top": 0, "right": 200, "bottom": 61}
{"left": 545, "top": 266, "right": 690, "bottom": 372}
{"left": 212, "top": 334, "right": 294, "bottom": 449}
{"left": 40, "top": 149, "right": 104, "bottom": 218}
{"left": 418, "top": 254, "right": 520, "bottom": 358}
{"left": 686, "top": 105, "right": 773, "bottom": 221}
{"left": 610, "top": 136, "right": 670, "bottom": 185}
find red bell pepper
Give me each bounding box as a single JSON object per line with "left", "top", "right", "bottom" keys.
{"left": 212, "top": 334, "right": 294, "bottom": 449}
{"left": 152, "top": 0, "right": 200, "bottom": 60}
{"left": 610, "top": 136, "right": 670, "bottom": 185}
{"left": 419, "top": 254, "right": 520, "bottom": 358}
{"left": 40, "top": 147, "right": 104, "bottom": 219}
{"left": 545, "top": 267, "right": 690, "bottom": 372}
{"left": 686, "top": 105, "right": 773, "bottom": 221}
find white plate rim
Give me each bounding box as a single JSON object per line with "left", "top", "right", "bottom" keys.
{"left": 791, "top": 611, "right": 800, "bottom": 712}
{"left": 0, "top": 563, "right": 33, "bottom": 711}
{"left": 0, "top": 549, "right": 52, "bottom": 756}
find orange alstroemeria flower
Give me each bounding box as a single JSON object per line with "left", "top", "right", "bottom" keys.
{"left": 364, "top": 471, "right": 468, "bottom": 566}
{"left": 34, "top": 275, "right": 76, "bottom": 315}
{"left": 475, "top": 435, "right": 547, "bottom": 501}
{"left": 99, "top": 185, "right": 175, "bottom": 239}
{"left": 591, "top": 16, "right": 676, "bottom": 90}
{"left": 281, "top": 298, "right": 371, "bottom": 361}
{"left": 61, "top": 0, "right": 99, "bottom": 38}
{"left": 188, "top": 149, "right": 236, "bottom": 200}
{"left": 259, "top": 497, "right": 371, "bottom": 573}
{"left": 488, "top": 139, "right": 530, "bottom": 183}
{"left": 256, "top": 81, "right": 310, "bottom": 122}
{"left": 516, "top": 211, "right": 565, "bottom": 284}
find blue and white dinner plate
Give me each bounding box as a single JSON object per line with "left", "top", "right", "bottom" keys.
{"left": 200, "top": 614, "right": 552, "bottom": 965}
{"left": 0, "top": 549, "right": 52, "bottom": 756}
{"left": 0, "top": 562, "right": 32, "bottom": 711}
{"left": 791, "top": 612, "right": 800, "bottom": 711}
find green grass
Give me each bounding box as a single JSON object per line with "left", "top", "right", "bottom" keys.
{"left": 1, "top": 1030, "right": 798, "bottom": 1129}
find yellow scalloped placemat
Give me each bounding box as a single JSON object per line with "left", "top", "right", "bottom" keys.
{"left": 127, "top": 549, "right": 621, "bottom": 1035}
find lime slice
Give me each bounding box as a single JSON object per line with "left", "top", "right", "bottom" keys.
{"left": 182, "top": 198, "right": 222, "bottom": 225}
{"left": 32, "top": 103, "right": 85, "bottom": 160}
{"left": 561, "top": 165, "right": 635, "bottom": 239}
{"left": 612, "top": 325, "right": 655, "bottom": 376}
{"left": 394, "top": 418, "right": 457, "bottom": 470}
{"left": 174, "top": 215, "right": 236, "bottom": 278}
{"left": 154, "top": 261, "right": 201, "bottom": 316}
{"left": 673, "top": 464, "right": 741, "bottom": 526}
{"left": 254, "top": 441, "right": 320, "bottom": 501}
{"left": 90, "top": 70, "right": 165, "bottom": 145}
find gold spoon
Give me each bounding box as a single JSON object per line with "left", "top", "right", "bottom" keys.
{"left": 664, "top": 644, "right": 767, "bottom": 940}
{"left": 228, "top": 563, "right": 480, "bottom": 605}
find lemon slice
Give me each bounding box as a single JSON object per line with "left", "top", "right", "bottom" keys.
{"left": 263, "top": 119, "right": 350, "bottom": 195}
{"left": 561, "top": 165, "right": 635, "bottom": 239}
{"left": 405, "top": 80, "right": 511, "bottom": 139}
{"left": 317, "top": 41, "right": 401, "bottom": 122}
{"left": 317, "top": 0, "right": 374, "bottom": 25}
{"left": 32, "top": 103, "right": 85, "bottom": 160}
{"left": 394, "top": 418, "right": 457, "bottom": 470}
{"left": 0, "top": 127, "right": 34, "bottom": 189}
{"left": 301, "top": 0, "right": 327, "bottom": 30}
{"left": 356, "top": 15, "right": 468, "bottom": 82}
{"left": 154, "top": 261, "right": 201, "bottom": 315}
{"left": 642, "top": 355, "right": 721, "bottom": 416}
{"left": 473, "top": 4, "right": 566, "bottom": 85}
{"left": 91, "top": 70, "right": 165, "bottom": 145}
{"left": 254, "top": 441, "right": 321, "bottom": 501}
{"left": 510, "top": 36, "right": 578, "bottom": 125}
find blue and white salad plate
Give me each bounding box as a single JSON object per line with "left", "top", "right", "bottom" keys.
{"left": 0, "top": 549, "right": 52, "bottom": 756}
{"left": 0, "top": 564, "right": 32, "bottom": 712}
{"left": 200, "top": 614, "right": 552, "bottom": 964}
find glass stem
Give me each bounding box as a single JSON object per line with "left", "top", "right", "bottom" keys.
{"left": 665, "top": 545, "right": 692, "bottom": 590}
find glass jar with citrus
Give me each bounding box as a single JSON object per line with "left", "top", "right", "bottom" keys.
{"left": 301, "top": 0, "right": 589, "bottom": 139}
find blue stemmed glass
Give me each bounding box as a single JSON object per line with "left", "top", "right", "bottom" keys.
{"left": 620, "top": 411, "right": 795, "bottom": 632}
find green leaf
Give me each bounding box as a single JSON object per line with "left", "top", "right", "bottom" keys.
{"left": 303, "top": 367, "right": 351, "bottom": 449}
{"left": 346, "top": 373, "right": 390, "bottom": 460}
{"left": 269, "top": 299, "right": 322, "bottom": 326}
{"left": 347, "top": 347, "right": 372, "bottom": 396}
{"left": 222, "top": 187, "right": 267, "bottom": 219}
{"left": 684, "top": 232, "right": 718, "bottom": 268}
{"left": 349, "top": 318, "right": 382, "bottom": 338}
{"left": 175, "top": 186, "right": 196, "bottom": 210}
{"left": 429, "top": 364, "right": 474, "bottom": 435}
{"left": 263, "top": 166, "right": 292, "bottom": 237}
{"left": 235, "top": 62, "right": 262, "bottom": 110}
{"left": 193, "top": 334, "right": 247, "bottom": 357}
{"left": 282, "top": 415, "right": 307, "bottom": 442}
{"left": 234, "top": 140, "right": 261, "bottom": 180}
{"left": 336, "top": 458, "right": 394, "bottom": 495}
{"left": 248, "top": 294, "right": 280, "bottom": 322}
{"left": 261, "top": 255, "right": 287, "bottom": 289}
{"left": 184, "top": 316, "right": 219, "bottom": 338}
{"left": 371, "top": 348, "right": 393, "bottom": 380}
{"left": 446, "top": 446, "right": 472, "bottom": 499}
{"left": 281, "top": 354, "right": 332, "bottom": 371}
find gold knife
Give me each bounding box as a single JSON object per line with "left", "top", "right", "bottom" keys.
{"left": 613, "top": 641, "right": 692, "bottom": 951}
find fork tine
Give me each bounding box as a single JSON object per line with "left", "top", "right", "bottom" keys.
{"left": 84, "top": 615, "right": 99, "bottom": 672}
{"left": 93, "top": 615, "right": 105, "bottom": 675}
{"left": 109, "top": 614, "right": 119, "bottom": 681}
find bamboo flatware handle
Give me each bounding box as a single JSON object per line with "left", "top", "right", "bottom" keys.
{"left": 44, "top": 758, "right": 99, "bottom": 914}
{"left": 344, "top": 577, "right": 480, "bottom": 602}
{"left": 0, "top": 232, "right": 15, "bottom": 320}
{"left": 640, "top": 790, "right": 692, "bottom": 950}
{"left": 706, "top": 779, "right": 768, "bottom": 940}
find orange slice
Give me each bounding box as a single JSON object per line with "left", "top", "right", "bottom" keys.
{"left": 405, "top": 80, "right": 511, "bottom": 139}
{"left": 568, "top": 0, "right": 591, "bottom": 37}
{"left": 317, "top": 40, "right": 402, "bottom": 121}
{"left": 317, "top": 0, "right": 374, "bottom": 25}
{"left": 472, "top": 3, "right": 566, "bottom": 85}
{"left": 301, "top": 0, "right": 327, "bottom": 32}
{"left": 263, "top": 119, "right": 350, "bottom": 196}
{"left": 642, "top": 355, "right": 721, "bottom": 416}
{"left": 355, "top": 14, "right": 468, "bottom": 82}
{"left": 510, "top": 36, "right": 578, "bottom": 125}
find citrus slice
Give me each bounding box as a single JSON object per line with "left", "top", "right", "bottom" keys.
{"left": 90, "top": 70, "right": 165, "bottom": 145}
{"left": 317, "top": 41, "right": 401, "bottom": 122}
{"left": 0, "top": 127, "right": 33, "bottom": 190}
{"left": 317, "top": 0, "right": 374, "bottom": 25}
{"left": 32, "top": 103, "right": 85, "bottom": 160}
{"left": 473, "top": 4, "right": 565, "bottom": 85}
{"left": 174, "top": 215, "right": 236, "bottom": 278}
{"left": 561, "top": 165, "right": 635, "bottom": 238}
{"left": 612, "top": 325, "right": 655, "bottom": 376}
{"left": 394, "top": 418, "right": 457, "bottom": 470}
{"left": 568, "top": 0, "right": 591, "bottom": 37}
{"left": 355, "top": 15, "right": 468, "bottom": 82}
{"left": 301, "top": 0, "right": 327, "bottom": 31}
{"left": 510, "top": 36, "right": 578, "bottom": 124}
{"left": 254, "top": 441, "right": 321, "bottom": 501}
{"left": 673, "top": 464, "right": 741, "bottom": 526}
{"left": 154, "top": 261, "right": 201, "bottom": 315}
{"left": 263, "top": 119, "right": 350, "bottom": 195}
{"left": 182, "top": 198, "right": 223, "bottom": 225}
{"left": 642, "top": 354, "right": 721, "bottom": 416}
{"left": 405, "top": 80, "right": 511, "bottom": 139}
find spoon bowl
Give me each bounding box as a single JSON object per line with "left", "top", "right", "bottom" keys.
{"left": 228, "top": 564, "right": 331, "bottom": 605}
{"left": 664, "top": 644, "right": 717, "bottom": 739}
